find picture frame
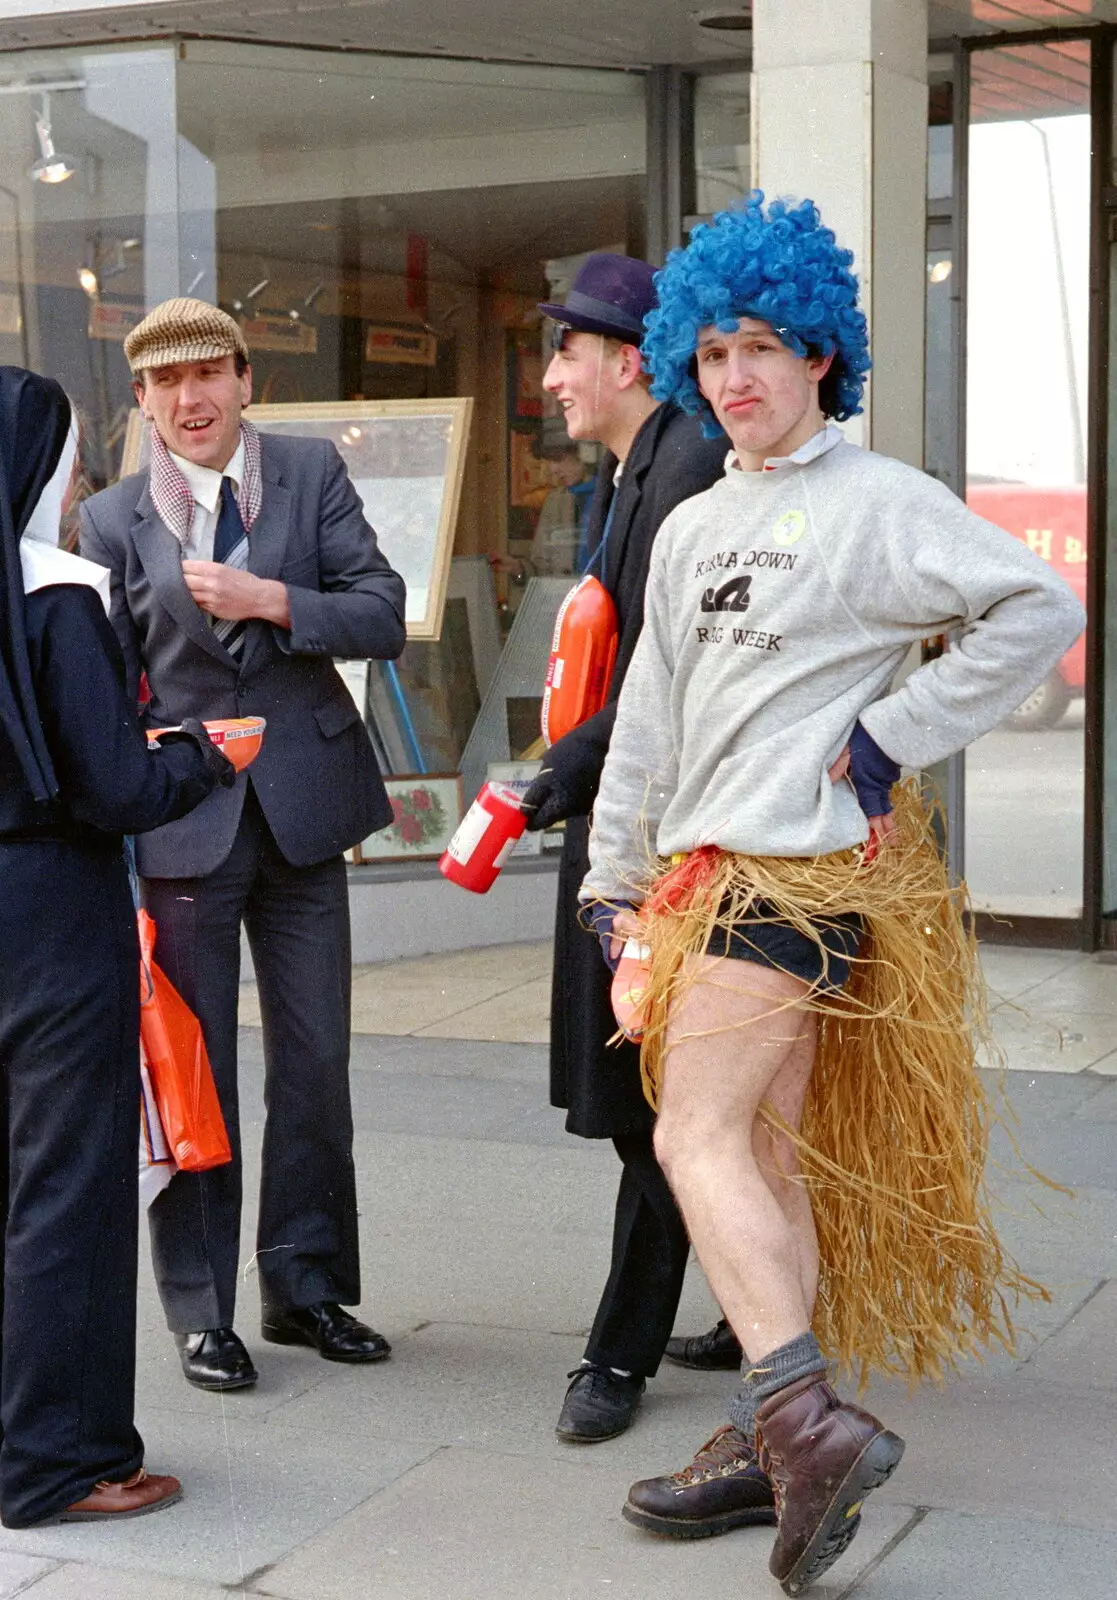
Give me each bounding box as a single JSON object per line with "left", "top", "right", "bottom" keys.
{"left": 357, "top": 773, "right": 463, "bottom": 863}
{"left": 120, "top": 397, "right": 473, "bottom": 642}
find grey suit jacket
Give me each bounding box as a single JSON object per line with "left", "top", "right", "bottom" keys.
{"left": 80, "top": 433, "right": 406, "bottom": 878}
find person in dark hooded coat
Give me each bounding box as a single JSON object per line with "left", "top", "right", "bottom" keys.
{"left": 522, "top": 258, "right": 728, "bottom": 1442}
{"left": 0, "top": 366, "right": 232, "bottom": 1528}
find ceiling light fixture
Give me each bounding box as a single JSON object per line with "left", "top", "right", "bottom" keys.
{"left": 30, "top": 95, "right": 75, "bottom": 184}
{"left": 231, "top": 278, "right": 270, "bottom": 314}
{"left": 694, "top": 6, "right": 752, "bottom": 31}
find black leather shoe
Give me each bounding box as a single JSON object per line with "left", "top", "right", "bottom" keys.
{"left": 555, "top": 1365, "right": 646, "bottom": 1443}
{"left": 623, "top": 1424, "right": 777, "bottom": 1538}
{"left": 174, "top": 1327, "right": 258, "bottom": 1391}
{"left": 663, "top": 1317, "right": 743, "bottom": 1371}
{"left": 261, "top": 1301, "right": 391, "bottom": 1363}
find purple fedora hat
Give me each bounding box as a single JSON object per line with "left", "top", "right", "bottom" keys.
{"left": 538, "top": 252, "right": 657, "bottom": 343}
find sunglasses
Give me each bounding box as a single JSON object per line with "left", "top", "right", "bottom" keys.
{"left": 546, "top": 320, "right": 573, "bottom": 353}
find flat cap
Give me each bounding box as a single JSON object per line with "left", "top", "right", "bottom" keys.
{"left": 124, "top": 297, "right": 249, "bottom": 374}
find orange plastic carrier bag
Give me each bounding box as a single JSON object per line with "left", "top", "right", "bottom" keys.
{"left": 137, "top": 909, "right": 232, "bottom": 1173}
{"left": 541, "top": 576, "right": 618, "bottom": 747}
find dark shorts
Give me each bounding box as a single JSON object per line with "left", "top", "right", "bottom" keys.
{"left": 705, "top": 901, "right": 864, "bottom": 992}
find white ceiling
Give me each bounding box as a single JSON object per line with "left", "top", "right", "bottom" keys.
{"left": 0, "top": 0, "right": 1113, "bottom": 67}
{"left": 1, "top": 0, "right": 746, "bottom": 66}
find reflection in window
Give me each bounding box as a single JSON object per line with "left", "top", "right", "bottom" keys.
{"left": 694, "top": 72, "right": 749, "bottom": 220}
{"left": 0, "top": 38, "right": 648, "bottom": 827}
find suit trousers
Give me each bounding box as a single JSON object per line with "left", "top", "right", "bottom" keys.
{"left": 144, "top": 786, "right": 360, "bottom": 1333}
{"left": 0, "top": 841, "right": 145, "bottom": 1527}
{"left": 582, "top": 1131, "right": 691, "bottom": 1379}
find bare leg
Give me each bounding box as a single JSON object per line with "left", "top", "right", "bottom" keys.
{"left": 752, "top": 1038, "right": 819, "bottom": 1318}
{"left": 652, "top": 955, "right": 818, "bottom": 1362}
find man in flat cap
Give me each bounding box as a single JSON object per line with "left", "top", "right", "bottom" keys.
{"left": 80, "top": 298, "right": 406, "bottom": 1391}
{"left": 522, "top": 255, "right": 729, "bottom": 1442}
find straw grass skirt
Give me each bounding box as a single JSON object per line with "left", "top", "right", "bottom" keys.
{"left": 633, "top": 781, "right": 1048, "bottom": 1387}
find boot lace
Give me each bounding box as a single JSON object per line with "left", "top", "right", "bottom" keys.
{"left": 670, "top": 1424, "right": 759, "bottom": 1487}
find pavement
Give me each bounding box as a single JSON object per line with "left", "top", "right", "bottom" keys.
{"left": 0, "top": 939, "right": 1115, "bottom": 1599}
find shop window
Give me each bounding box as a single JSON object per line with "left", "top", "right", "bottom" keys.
{"left": 0, "top": 39, "right": 647, "bottom": 859}
{"left": 692, "top": 71, "right": 749, "bottom": 223}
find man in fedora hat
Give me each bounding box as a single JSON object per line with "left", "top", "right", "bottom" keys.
{"left": 80, "top": 298, "right": 406, "bottom": 1392}
{"left": 521, "top": 253, "right": 730, "bottom": 1442}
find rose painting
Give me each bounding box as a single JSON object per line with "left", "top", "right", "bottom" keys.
{"left": 358, "top": 774, "right": 463, "bottom": 863}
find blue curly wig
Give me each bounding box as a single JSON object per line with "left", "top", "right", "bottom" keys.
{"left": 643, "top": 191, "right": 871, "bottom": 437}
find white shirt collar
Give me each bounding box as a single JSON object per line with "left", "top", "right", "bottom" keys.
{"left": 21, "top": 543, "right": 112, "bottom": 615}
{"left": 169, "top": 437, "right": 246, "bottom": 515}
{"left": 726, "top": 422, "right": 845, "bottom": 477}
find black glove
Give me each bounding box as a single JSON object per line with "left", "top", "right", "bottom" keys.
{"left": 848, "top": 721, "right": 900, "bottom": 818}
{"left": 521, "top": 727, "right": 603, "bottom": 831}
{"left": 161, "top": 717, "right": 238, "bottom": 789}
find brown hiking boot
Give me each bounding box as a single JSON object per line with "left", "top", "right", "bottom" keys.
{"left": 622, "top": 1424, "right": 776, "bottom": 1538}
{"left": 756, "top": 1376, "right": 904, "bottom": 1595}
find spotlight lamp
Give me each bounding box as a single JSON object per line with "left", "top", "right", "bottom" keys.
{"left": 30, "top": 97, "right": 75, "bottom": 184}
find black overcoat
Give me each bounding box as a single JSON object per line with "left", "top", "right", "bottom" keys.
{"left": 0, "top": 585, "right": 216, "bottom": 1527}
{"left": 548, "top": 402, "right": 727, "bottom": 1137}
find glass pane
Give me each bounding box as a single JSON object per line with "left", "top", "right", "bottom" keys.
{"left": 0, "top": 45, "right": 179, "bottom": 490}
{"left": 171, "top": 41, "right": 647, "bottom": 812}
{"left": 964, "top": 42, "right": 1089, "bottom": 919}
{"left": 1105, "top": 211, "right": 1117, "bottom": 915}
{"left": 694, "top": 72, "right": 749, "bottom": 220}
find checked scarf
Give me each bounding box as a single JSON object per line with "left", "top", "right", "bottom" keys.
{"left": 148, "top": 419, "right": 263, "bottom": 548}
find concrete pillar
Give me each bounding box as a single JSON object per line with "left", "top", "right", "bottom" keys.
{"left": 751, "top": 0, "right": 928, "bottom": 465}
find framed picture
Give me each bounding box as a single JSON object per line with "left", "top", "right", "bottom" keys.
{"left": 357, "top": 773, "right": 463, "bottom": 863}
{"left": 121, "top": 397, "right": 473, "bottom": 642}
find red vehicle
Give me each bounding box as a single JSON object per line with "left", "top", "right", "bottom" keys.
{"left": 966, "top": 483, "right": 1086, "bottom": 731}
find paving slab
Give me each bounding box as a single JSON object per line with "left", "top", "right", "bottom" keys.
{"left": 1017, "top": 1279, "right": 1117, "bottom": 1392}
{"left": 345, "top": 1068, "right": 560, "bottom": 1146}
{"left": 0, "top": 1414, "right": 432, "bottom": 1588}
{"left": 864, "top": 1370, "right": 1117, "bottom": 1531}
{"left": 0, "top": 1554, "right": 57, "bottom": 1596}
{"left": 347, "top": 1033, "right": 548, "bottom": 1084}
{"left": 18, "top": 1565, "right": 229, "bottom": 1599}
{"left": 261, "top": 1321, "right": 738, "bottom": 1475}
{"left": 251, "top": 1445, "right": 914, "bottom": 1600}
{"left": 982, "top": 1004, "right": 1117, "bottom": 1074}
{"left": 341, "top": 1132, "right": 666, "bottom": 1334}
{"left": 977, "top": 946, "right": 1085, "bottom": 1002}
{"left": 1015, "top": 960, "right": 1117, "bottom": 1016}
{"left": 412, "top": 977, "right": 552, "bottom": 1043}
{"left": 854, "top": 1508, "right": 1117, "bottom": 1599}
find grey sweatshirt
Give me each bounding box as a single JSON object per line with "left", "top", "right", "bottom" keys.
{"left": 582, "top": 427, "right": 1086, "bottom": 905}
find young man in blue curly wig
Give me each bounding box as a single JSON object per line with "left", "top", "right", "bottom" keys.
{"left": 578, "top": 193, "right": 1084, "bottom": 1596}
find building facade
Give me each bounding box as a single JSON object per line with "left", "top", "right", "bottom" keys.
{"left": 0, "top": 0, "right": 1110, "bottom": 952}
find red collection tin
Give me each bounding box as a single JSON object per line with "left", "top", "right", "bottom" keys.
{"left": 439, "top": 781, "right": 528, "bottom": 894}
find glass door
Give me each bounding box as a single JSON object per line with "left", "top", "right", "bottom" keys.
{"left": 964, "top": 40, "right": 1091, "bottom": 927}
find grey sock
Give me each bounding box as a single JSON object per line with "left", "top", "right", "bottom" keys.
{"left": 727, "top": 1330, "right": 826, "bottom": 1438}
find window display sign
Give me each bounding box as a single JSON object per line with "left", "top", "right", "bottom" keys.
{"left": 240, "top": 313, "right": 318, "bottom": 355}
{"left": 121, "top": 397, "right": 472, "bottom": 641}
{"left": 364, "top": 326, "right": 438, "bottom": 366}
{"left": 89, "top": 302, "right": 145, "bottom": 342}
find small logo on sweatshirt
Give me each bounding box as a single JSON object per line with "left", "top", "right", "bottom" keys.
{"left": 700, "top": 574, "right": 753, "bottom": 613}
{"left": 771, "top": 509, "right": 806, "bottom": 546}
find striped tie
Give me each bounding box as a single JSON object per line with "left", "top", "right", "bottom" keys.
{"left": 211, "top": 477, "right": 249, "bottom": 658}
